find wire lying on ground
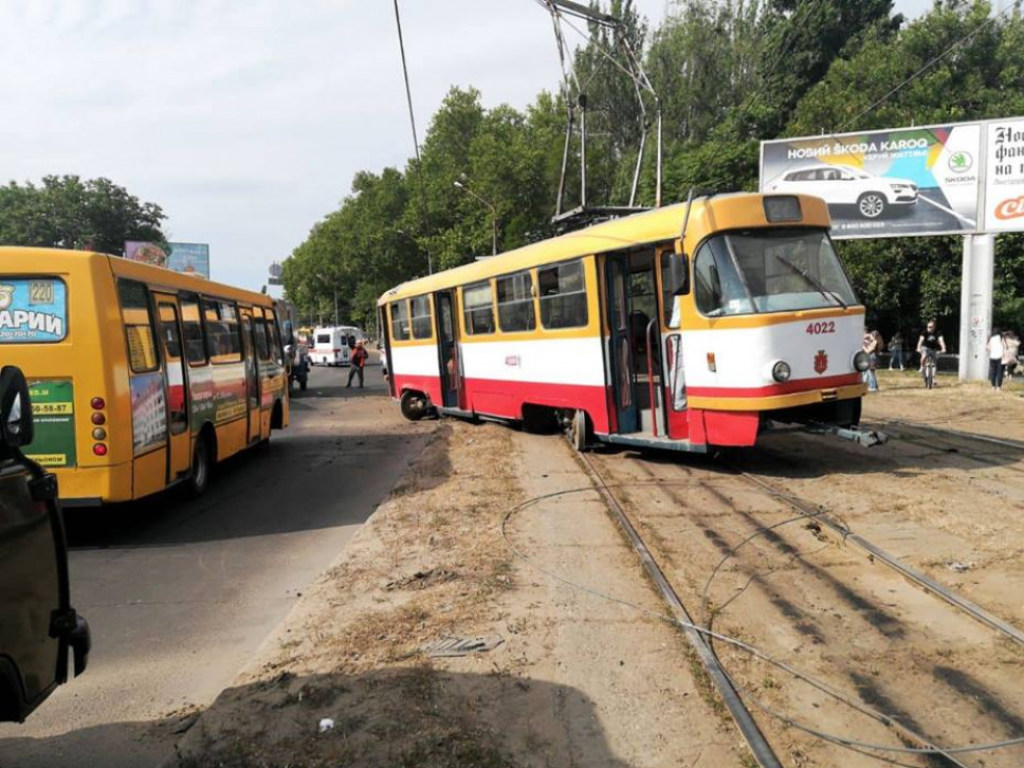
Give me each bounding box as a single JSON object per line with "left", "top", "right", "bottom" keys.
{"left": 499, "top": 481, "right": 1024, "bottom": 763}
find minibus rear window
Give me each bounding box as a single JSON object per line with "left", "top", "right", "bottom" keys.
{"left": 0, "top": 277, "right": 68, "bottom": 344}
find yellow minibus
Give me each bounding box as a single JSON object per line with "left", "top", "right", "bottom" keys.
{"left": 0, "top": 247, "right": 289, "bottom": 506}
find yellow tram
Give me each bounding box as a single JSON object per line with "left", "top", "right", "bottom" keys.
{"left": 379, "top": 193, "right": 869, "bottom": 451}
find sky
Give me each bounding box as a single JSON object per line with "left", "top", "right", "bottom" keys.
{"left": 0, "top": 0, "right": 935, "bottom": 291}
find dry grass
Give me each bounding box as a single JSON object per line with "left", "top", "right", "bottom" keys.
{"left": 176, "top": 420, "right": 526, "bottom": 768}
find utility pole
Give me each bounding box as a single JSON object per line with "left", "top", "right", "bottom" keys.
{"left": 454, "top": 179, "right": 498, "bottom": 255}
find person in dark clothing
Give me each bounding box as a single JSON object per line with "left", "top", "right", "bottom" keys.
{"left": 347, "top": 340, "right": 368, "bottom": 388}
{"left": 916, "top": 319, "right": 946, "bottom": 385}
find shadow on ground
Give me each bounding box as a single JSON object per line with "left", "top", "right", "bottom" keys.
{"left": 1, "top": 670, "right": 634, "bottom": 768}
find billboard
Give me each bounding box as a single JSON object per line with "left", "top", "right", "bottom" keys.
{"left": 761, "top": 123, "right": 981, "bottom": 238}
{"left": 167, "top": 242, "right": 210, "bottom": 278}
{"left": 984, "top": 119, "right": 1024, "bottom": 232}
{"left": 125, "top": 241, "right": 210, "bottom": 277}
{"left": 125, "top": 240, "right": 168, "bottom": 267}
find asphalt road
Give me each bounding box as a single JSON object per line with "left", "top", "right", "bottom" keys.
{"left": 0, "top": 362, "right": 432, "bottom": 768}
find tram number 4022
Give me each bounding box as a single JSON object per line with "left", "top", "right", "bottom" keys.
{"left": 805, "top": 321, "right": 836, "bottom": 335}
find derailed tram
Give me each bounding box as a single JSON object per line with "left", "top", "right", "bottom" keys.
{"left": 378, "top": 192, "right": 874, "bottom": 452}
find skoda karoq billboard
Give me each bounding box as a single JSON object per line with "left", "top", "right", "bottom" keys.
{"left": 765, "top": 163, "right": 918, "bottom": 219}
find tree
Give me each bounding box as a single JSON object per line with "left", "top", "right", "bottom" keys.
{"left": 0, "top": 175, "right": 166, "bottom": 254}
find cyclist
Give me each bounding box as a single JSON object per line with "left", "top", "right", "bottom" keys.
{"left": 917, "top": 319, "right": 946, "bottom": 387}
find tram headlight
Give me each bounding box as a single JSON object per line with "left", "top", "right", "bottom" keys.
{"left": 853, "top": 351, "right": 870, "bottom": 372}
{"left": 771, "top": 360, "right": 791, "bottom": 383}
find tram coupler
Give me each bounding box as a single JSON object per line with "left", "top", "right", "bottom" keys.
{"left": 799, "top": 421, "right": 889, "bottom": 448}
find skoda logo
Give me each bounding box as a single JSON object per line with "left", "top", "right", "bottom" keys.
{"left": 948, "top": 151, "right": 973, "bottom": 174}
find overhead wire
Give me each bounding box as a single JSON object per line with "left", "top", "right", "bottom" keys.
{"left": 499, "top": 480, "right": 1024, "bottom": 762}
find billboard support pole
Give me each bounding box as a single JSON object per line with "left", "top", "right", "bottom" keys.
{"left": 959, "top": 234, "right": 995, "bottom": 381}
{"left": 958, "top": 237, "right": 973, "bottom": 381}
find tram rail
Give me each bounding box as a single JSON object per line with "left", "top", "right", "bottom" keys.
{"left": 566, "top": 440, "right": 1024, "bottom": 767}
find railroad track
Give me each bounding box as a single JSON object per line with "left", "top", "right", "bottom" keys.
{"left": 570, "top": 444, "right": 1024, "bottom": 768}
{"left": 867, "top": 420, "right": 1024, "bottom": 479}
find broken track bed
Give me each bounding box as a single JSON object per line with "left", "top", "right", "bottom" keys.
{"left": 581, "top": 441, "right": 1024, "bottom": 768}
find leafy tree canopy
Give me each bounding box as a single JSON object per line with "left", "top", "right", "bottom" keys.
{"left": 283, "top": 0, "right": 1024, "bottom": 344}
{"left": 0, "top": 175, "right": 166, "bottom": 255}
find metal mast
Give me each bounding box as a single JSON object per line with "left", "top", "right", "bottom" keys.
{"left": 540, "top": 0, "right": 662, "bottom": 227}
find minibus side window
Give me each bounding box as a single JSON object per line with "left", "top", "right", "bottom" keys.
{"left": 180, "top": 296, "right": 207, "bottom": 366}
{"left": 410, "top": 296, "right": 433, "bottom": 339}
{"left": 538, "top": 260, "right": 588, "bottom": 329}
{"left": 253, "top": 308, "right": 271, "bottom": 361}
{"left": 117, "top": 280, "right": 159, "bottom": 373}
{"left": 202, "top": 299, "right": 242, "bottom": 364}
{"left": 496, "top": 271, "right": 536, "bottom": 332}
{"left": 390, "top": 301, "right": 410, "bottom": 341}
{"left": 463, "top": 282, "right": 495, "bottom": 335}
{"left": 266, "top": 310, "right": 284, "bottom": 365}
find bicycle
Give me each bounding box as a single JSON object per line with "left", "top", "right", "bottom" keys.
{"left": 921, "top": 349, "right": 938, "bottom": 389}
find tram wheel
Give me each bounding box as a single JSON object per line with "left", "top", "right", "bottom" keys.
{"left": 569, "top": 409, "right": 589, "bottom": 452}
{"left": 400, "top": 390, "right": 429, "bottom": 421}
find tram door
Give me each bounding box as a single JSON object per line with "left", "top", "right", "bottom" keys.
{"left": 606, "top": 250, "right": 663, "bottom": 435}
{"left": 606, "top": 254, "right": 639, "bottom": 433}
{"left": 434, "top": 289, "right": 461, "bottom": 408}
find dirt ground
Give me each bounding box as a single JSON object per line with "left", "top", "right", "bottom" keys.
{"left": 168, "top": 375, "right": 1024, "bottom": 768}
{"left": 170, "top": 420, "right": 749, "bottom": 768}
{"left": 865, "top": 369, "right": 1024, "bottom": 441}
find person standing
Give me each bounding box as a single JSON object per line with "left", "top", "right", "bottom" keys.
{"left": 917, "top": 319, "right": 946, "bottom": 384}
{"left": 347, "top": 339, "right": 368, "bottom": 388}
{"left": 988, "top": 329, "right": 1005, "bottom": 390}
{"left": 863, "top": 331, "right": 880, "bottom": 392}
{"left": 1002, "top": 330, "right": 1020, "bottom": 382}
{"left": 888, "top": 331, "right": 905, "bottom": 370}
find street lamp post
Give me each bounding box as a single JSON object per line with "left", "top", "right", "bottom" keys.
{"left": 397, "top": 229, "right": 432, "bottom": 275}
{"left": 314, "top": 273, "right": 340, "bottom": 327}
{"left": 453, "top": 180, "right": 497, "bottom": 256}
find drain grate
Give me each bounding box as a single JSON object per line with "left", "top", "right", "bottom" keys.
{"left": 422, "top": 635, "right": 504, "bottom": 658}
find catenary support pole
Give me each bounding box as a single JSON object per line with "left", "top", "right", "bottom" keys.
{"left": 958, "top": 234, "right": 996, "bottom": 381}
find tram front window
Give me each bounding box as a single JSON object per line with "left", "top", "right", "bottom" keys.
{"left": 694, "top": 228, "right": 857, "bottom": 317}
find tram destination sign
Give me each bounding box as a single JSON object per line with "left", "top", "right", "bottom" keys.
{"left": 759, "top": 117, "right": 1024, "bottom": 239}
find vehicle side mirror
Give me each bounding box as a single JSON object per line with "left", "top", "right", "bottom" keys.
{"left": 0, "top": 366, "right": 34, "bottom": 448}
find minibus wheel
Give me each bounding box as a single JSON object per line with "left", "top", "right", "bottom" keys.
{"left": 187, "top": 436, "right": 212, "bottom": 496}
{"left": 400, "top": 390, "right": 429, "bottom": 421}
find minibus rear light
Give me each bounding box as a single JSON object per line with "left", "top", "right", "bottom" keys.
{"left": 92, "top": 443, "right": 108, "bottom": 456}
{"left": 91, "top": 412, "right": 106, "bottom": 425}
{"left": 91, "top": 397, "right": 106, "bottom": 410}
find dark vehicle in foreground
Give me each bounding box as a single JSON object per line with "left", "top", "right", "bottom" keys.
{"left": 0, "top": 365, "right": 90, "bottom": 722}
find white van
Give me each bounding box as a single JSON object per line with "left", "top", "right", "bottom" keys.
{"left": 311, "top": 327, "right": 351, "bottom": 367}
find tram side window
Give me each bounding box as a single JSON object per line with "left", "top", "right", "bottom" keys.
{"left": 496, "top": 271, "right": 536, "bottom": 333}
{"left": 117, "top": 279, "right": 159, "bottom": 373}
{"left": 181, "top": 296, "right": 207, "bottom": 366}
{"left": 463, "top": 282, "right": 495, "bottom": 335}
{"left": 390, "top": 301, "right": 410, "bottom": 341}
{"left": 411, "top": 295, "right": 433, "bottom": 339}
{"left": 202, "top": 299, "right": 242, "bottom": 364}
{"left": 538, "top": 260, "right": 587, "bottom": 330}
